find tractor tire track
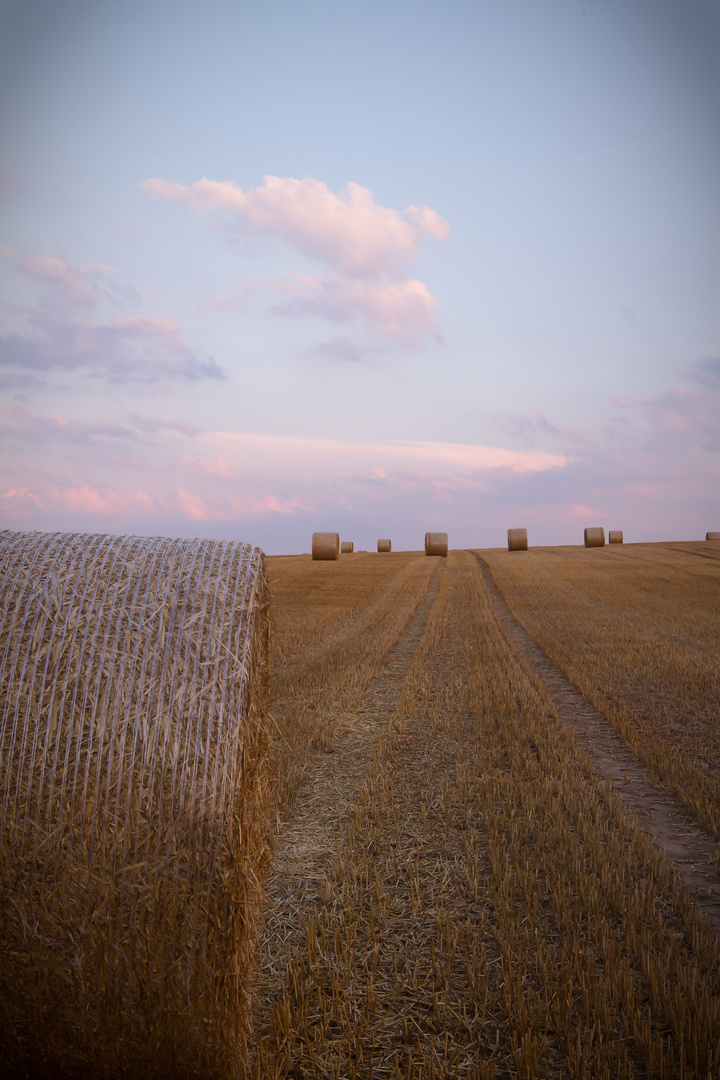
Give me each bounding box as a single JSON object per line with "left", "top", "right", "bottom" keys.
{"left": 473, "top": 551, "right": 720, "bottom": 934}
{"left": 253, "top": 559, "right": 445, "bottom": 1037}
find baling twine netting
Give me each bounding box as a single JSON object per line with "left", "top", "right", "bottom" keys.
{"left": 0, "top": 530, "right": 271, "bottom": 1079}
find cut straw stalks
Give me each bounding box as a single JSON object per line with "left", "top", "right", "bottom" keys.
{"left": 253, "top": 551, "right": 720, "bottom": 1078}
{"left": 0, "top": 530, "right": 271, "bottom": 1080}
{"left": 584, "top": 527, "right": 605, "bottom": 548}
{"left": 312, "top": 532, "right": 339, "bottom": 561}
{"left": 424, "top": 531, "right": 448, "bottom": 557}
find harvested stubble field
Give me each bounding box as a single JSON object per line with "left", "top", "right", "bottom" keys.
{"left": 480, "top": 542, "right": 720, "bottom": 844}
{"left": 254, "top": 545, "right": 720, "bottom": 1079}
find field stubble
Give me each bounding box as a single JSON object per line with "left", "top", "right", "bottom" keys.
{"left": 480, "top": 543, "right": 720, "bottom": 847}
{"left": 252, "top": 549, "right": 720, "bottom": 1078}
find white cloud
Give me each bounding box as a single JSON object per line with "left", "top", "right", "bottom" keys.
{"left": 142, "top": 174, "right": 449, "bottom": 349}
{"left": 142, "top": 175, "right": 449, "bottom": 279}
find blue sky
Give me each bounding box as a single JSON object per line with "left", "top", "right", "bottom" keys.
{"left": 1, "top": 0, "right": 718, "bottom": 552}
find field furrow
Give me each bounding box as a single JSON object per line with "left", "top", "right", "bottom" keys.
{"left": 479, "top": 542, "right": 720, "bottom": 842}
{"left": 474, "top": 550, "right": 720, "bottom": 934}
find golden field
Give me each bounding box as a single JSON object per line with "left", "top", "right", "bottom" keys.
{"left": 2, "top": 536, "right": 718, "bottom": 1078}
{"left": 251, "top": 543, "right": 720, "bottom": 1079}
{"left": 481, "top": 541, "right": 720, "bottom": 840}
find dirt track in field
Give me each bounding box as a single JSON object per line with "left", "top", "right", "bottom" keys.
{"left": 253, "top": 560, "right": 445, "bottom": 1033}
{"left": 474, "top": 550, "right": 720, "bottom": 934}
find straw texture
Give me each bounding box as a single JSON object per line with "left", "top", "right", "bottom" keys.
{"left": 0, "top": 530, "right": 271, "bottom": 1079}
{"left": 608, "top": 531, "right": 624, "bottom": 544}
{"left": 706, "top": 532, "right": 720, "bottom": 541}
{"left": 312, "top": 533, "right": 339, "bottom": 561}
{"left": 584, "top": 527, "right": 605, "bottom": 548}
{"left": 340, "top": 541, "right": 354, "bottom": 554}
{"left": 424, "top": 532, "right": 448, "bottom": 557}
{"left": 377, "top": 539, "right": 391, "bottom": 553}
{"left": 507, "top": 528, "right": 528, "bottom": 551}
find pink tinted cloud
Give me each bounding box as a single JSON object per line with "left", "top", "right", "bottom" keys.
{"left": 268, "top": 273, "right": 437, "bottom": 345}
{"left": 1, "top": 247, "right": 223, "bottom": 385}
{"left": 142, "top": 175, "right": 449, "bottom": 280}
{"left": 0, "top": 487, "right": 44, "bottom": 513}
{"left": 110, "top": 315, "right": 181, "bottom": 340}
{"left": 2, "top": 401, "right": 715, "bottom": 550}
{"left": 175, "top": 485, "right": 300, "bottom": 521}
{"left": 142, "top": 174, "right": 449, "bottom": 349}
{"left": 178, "top": 454, "right": 239, "bottom": 478}
{"left": 1, "top": 246, "right": 128, "bottom": 306}
{"left": 1, "top": 401, "right": 136, "bottom": 444}
{"left": 51, "top": 484, "right": 155, "bottom": 515}
{"left": 176, "top": 486, "right": 212, "bottom": 520}
{"left": 204, "top": 432, "right": 568, "bottom": 482}
{"left": 566, "top": 503, "right": 604, "bottom": 518}
{"left": 610, "top": 365, "right": 720, "bottom": 453}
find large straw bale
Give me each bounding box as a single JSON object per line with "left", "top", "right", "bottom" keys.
{"left": 377, "top": 539, "right": 391, "bottom": 552}
{"left": 340, "top": 541, "right": 354, "bottom": 554}
{"left": 583, "top": 527, "right": 605, "bottom": 548}
{"left": 0, "top": 530, "right": 271, "bottom": 1080}
{"left": 706, "top": 531, "right": 720, "bottom": 541}
{"left": 312, "top": 532, "right": 339, "bottom": 560}
{"left": 608, "top": 530, "right": 624, "bottom": 544}
{"left": 424, "top": 532, "right": 448, "bottom": 557}
{"left": 507, "top": 528, "right": 528, "bottom": 551}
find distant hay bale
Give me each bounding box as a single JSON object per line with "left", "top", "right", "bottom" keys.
{"left": 340, "top": 541, "right": 354, "bottom": 554}
{"left": 507, "top": 528, "right": 528, "bottom": 551}
{"left": 312, "top": 532, "right": 339, "bottom": 560}
{"left": 424, "top": 532, "right": 448, "bottom": 557}
{"left": 608, "top": 530, "right": 624, "bottom": 544}
{"left": 0, "top": 530, "right": 271, "bottom": 1080}
{"left": 584, "top": 527, "right": 605, "bottom": 548}
{"left": 706, "top": 531, "right": 720, "bottom": 541}
{"left": 377, "top": 539, "right": 391, "bottom": 552}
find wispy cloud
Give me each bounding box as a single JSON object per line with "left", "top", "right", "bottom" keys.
{"left": 142, "top": 174, "right": 449, "bottom": 349}
{"left": 1, "top": 401, "right": 136, "bottom": 445}
{"left": 568, "top": 126, "right": 690, "bottom": 163}
{"left": 610, "top": 358, "right": 720, "bottom": 454}
{"left": 2, "top": 246, "right": 135, "bottom": 305}
{"left": 0, "top": 247, "right": 224, "bottom": 385}
{"left": 203, "top": 432, "right": 568, "bottom": 480}
{"left": 266, "top": 273, "right": 438, "bottom": 346}
{"left": 492, "top": 409, "right": 592, "bottom": 449}
{"left": 4, "top": 381, "right": 715, "bottom": 551}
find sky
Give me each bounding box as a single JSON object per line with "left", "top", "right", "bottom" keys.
{"left": 1, "top": 0, "right": 718, "bottom": 553}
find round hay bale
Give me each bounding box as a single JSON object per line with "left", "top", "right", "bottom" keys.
{"left": 424, "top": 532, "right": 448, "bottom": 557}
{"left": 584, "top": 527, "right": 605, "bottom": 548}
{"left": 706, "top": 531, "right": 720, "bottom": 541}
{"left": 507, "top": 528, "right": 528, "bottom": 552}
{"left": 312, "top": 532, "right": 339, "bottom": 560}
{"left": 0, "top": 530, "right": 271, "bottom": 1080}
{"left": 377, "top": 539, "right": 391, "bottom": 553}
{"left": 608, "top": 530, "right": 624, "bottom": 544}
{"left": 340, "top": 541, "right": 354, "bottom": 554}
